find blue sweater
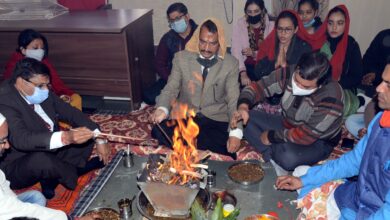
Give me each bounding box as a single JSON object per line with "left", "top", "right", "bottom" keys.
{"left": 299, "top": 112, "right": 390, "bottom": 219}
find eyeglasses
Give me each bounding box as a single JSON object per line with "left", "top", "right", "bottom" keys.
{"left": 168, "top": 14, "right": 186, "bottom": 26}
{"left": 276, "top": 27, "right": 294, "bottom": 34}
{"left": 24, "top": 78, "right": 51, "bottom": 90}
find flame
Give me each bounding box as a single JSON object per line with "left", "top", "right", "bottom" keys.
{"left": 167, "top": 103, "right": 200, "bottom": 185}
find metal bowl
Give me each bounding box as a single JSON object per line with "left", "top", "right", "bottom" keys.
{"left": 137, "top": 188, "right": 211, "bottom": 219}
{"left": 210, "top": 190, "right": 237, "bottom": 210}
{"left": 83, "top": 207, "right": 120, "bottom": 220}
{"left": 227, "top": 161, "right": 264, "bottom": 185}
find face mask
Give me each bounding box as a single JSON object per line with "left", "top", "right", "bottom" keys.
{"left": 291, "top": 74, "right": 317, "bottom": 96}
{"left": 303, "top": 18, "right": 316, "bottom": 28}
{"left": 25, "top": 86, "right": 49, "bottom": 104}
{"left": 247, "top": 14, "right": 262, "bottom": 24}
{"left": 171, "top": 18, "right": 188, "bottom": 33}
{"left": 25, "top": 49, "right": 45, "bottom": 61}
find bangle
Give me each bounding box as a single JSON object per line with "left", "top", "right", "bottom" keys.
{"left": 95, "top": 138, "right": 108, "bottom": 145}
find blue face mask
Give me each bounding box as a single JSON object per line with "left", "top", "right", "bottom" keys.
{"left": 171, "top": 18, "right": 188, "bottom": 33}
{"left": 303, "top": 18, "right": 316, "bottom": 28}
{"left": 26, "top": 86, "right": 49, "bottom": 104}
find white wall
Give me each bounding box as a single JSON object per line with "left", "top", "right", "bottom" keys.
{"left": 110, "top": 0, "right": 390, "bottom": 53}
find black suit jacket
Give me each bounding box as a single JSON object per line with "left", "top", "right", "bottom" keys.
{"left": 0, "top": 80, "right": 98, "bottom": 166}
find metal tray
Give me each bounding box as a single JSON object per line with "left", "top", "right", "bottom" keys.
{"left": 227, "top": 161, "right": 264, "bottom": 185}
{"left": 83, "top": 207, "right": 120, "bottom": 220}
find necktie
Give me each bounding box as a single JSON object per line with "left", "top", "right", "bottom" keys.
{"left": 197, "top": 57, "right": 218, "bottom": 81}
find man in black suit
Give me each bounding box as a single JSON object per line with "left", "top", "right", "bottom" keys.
{"left": 0, "top": 58, "right": 110, "bottom": 199}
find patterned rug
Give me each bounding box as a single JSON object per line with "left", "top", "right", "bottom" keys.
{"left": 16, "top": 104, "right": 353, "bottom": 215}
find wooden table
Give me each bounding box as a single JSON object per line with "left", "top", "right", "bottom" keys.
{"left": 0, "top": 9, "right": 155, "bottom": 109}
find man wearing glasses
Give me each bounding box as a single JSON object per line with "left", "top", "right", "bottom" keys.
{"left": 143, "top": 2, "right": 198, "bottom": 105}
{"left": 0, "top": 58, "right": 110, "bottom": 200}
{"left": 150, "top": 18, "right": 241, "bottom": 159}
{"left": 0, "top": 113, "right": 100, "bottom": 220}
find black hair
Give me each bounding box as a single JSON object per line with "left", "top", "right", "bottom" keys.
{"left": 386, "top": 56, "right": 390, "bottom": 65}
{"left": 298, "top": 0, "right": 319, "bottom": 11}
{"left": 9, "top": 58, "right": 51, "bottom": 84}
{"left": 17, "top": 29, "right": 49, "bottom": 58}
{"left": 296, "top": 51, "right": 331, "bottom": 86}
{"left": 244, "top": 0, "right": 267, "bottom": 14}
{"left": 166, "top": 2, "right": 188, "bottom": 17}
{"left": 200, "top": 20, "right": 218, "bottom": 34}
{"left": 327, "top": 6, "right": 346, "bottom": 19}
{"left": 276, "top": 11, "right": 298, "bottom": 28}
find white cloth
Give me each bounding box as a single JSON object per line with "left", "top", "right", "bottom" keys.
{"left": 0, "top": 169, "right": 67, "bottom": 220}
{"left": 293, "top": 165, "right": 341, "bottom": 220}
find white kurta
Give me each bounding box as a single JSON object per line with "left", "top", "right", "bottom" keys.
{"left": 0, "top": 169, "right": 67, "bottom": 220}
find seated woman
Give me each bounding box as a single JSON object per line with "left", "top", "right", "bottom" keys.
{"left": 3, "top": 29, "right": 82, "bottom": 110}
{"left": 297, "top": 0, "right": 322, "bottom": 34}
{"left": 300, "top": 5, "right": 363, "bottom": 117}
{"left": 255, "top": 10, "right": 312, "bottom": 81}
{"left": 231, "top": 0, "right": 274, "bottom": 86}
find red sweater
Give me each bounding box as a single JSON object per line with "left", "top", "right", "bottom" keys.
{"left": 3, "top": 52, "right": 74, "bottom": 96}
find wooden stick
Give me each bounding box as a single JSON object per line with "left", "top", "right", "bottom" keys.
{"left": 181, "top": 170, "right": 202, "bottom": 178}
{"left": 70, "top": 129, "right": 148, "bottom": 141}
{"left": 190, "top": 164, "right": 209, "bottom": 169}
{"left": 155, "top": 123, "right": 173, "bottom": 146}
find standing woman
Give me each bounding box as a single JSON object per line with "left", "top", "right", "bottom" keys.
{"left": 298, "top": 0, "right": 322, "bottom": 34}
{"left": 300, "top": 5, "right": 363, "bottom": 117}
{"left": 231, "top": 0, "right": 274, "bottom": 86}
{"left": 3, "top": 29, "right": 82, "bottom": 110}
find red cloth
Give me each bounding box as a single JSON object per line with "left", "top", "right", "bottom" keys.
{"left": 3, "top": 52, "right": 75, "bottom": 96}
{"left": 57, "top": 0, "right": 105, "bottom": 11}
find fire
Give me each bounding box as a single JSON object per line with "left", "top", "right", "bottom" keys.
{"left": 166, "top": 103, "right": 200, "bottom": 185}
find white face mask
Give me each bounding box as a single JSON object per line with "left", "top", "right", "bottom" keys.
{"left": 25, "top": 49, "right": 45, "bottom": 61}
{"left": 291, "top": 74, "right": 317, "bottom": 96}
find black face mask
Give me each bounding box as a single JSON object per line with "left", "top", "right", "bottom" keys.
{"left": 247, "top": 14, "right": 262, "bottom": 24}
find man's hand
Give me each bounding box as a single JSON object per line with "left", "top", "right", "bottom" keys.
{"left": 361, "top": 72, "right": 376, "bottom": 86}
{"left": 230, "top": 104, "right": 250, "bottom": 129}
{"left": 240, "top": 71, "right": 251, "bottom": 86}
{"left": 149, "top": 108, "right": 168, "bottom": 124}
{"left": 275, "top": 175, "right": 303, "bottom": 191}
{"left": 96, "top": 140, "right": 110, "bottom": 165}
{"left": 62, "top": 127, "right": 94, "bottom": 145}
{"left": 260, "top": 130, "right": 271, "bottom": 145}
{"left": 227, "top": 136, "right": 241, "bottom": 153}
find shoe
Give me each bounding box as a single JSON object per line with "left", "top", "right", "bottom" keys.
{"left": 40, "top": 179, "right": 59, "bottom": 199}
{"left": 77, "top": 157, "right": 105, "bottom": 176}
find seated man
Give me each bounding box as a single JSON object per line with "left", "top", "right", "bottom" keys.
{"left": 276, "top": 60, "right": 390, "bottom": 219}
{"left": 230, "top": 51, "right": 343, "bottom": 172}
{"left": 143, "top": 2, "right": 198, "bottom": 105}
{"left": 150, "top": 18, "right": 241, "bottom": 159}
{"left": 0, "top": 113, "right": 99, "bottom": 220}
{"left": 0, "top": 58, "right": 110, "bottom": 199}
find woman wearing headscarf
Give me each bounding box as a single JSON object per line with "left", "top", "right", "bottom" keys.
{"left": 299, "top": 5, "right": 363, "bottom": 117}
{"left": 231, "top": 0, "right": 274, "bottom": 86}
